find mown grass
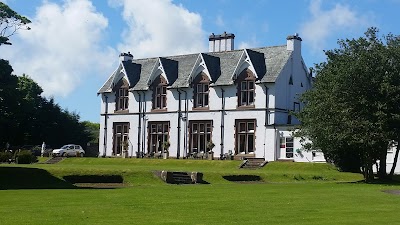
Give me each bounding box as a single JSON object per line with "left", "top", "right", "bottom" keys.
{"left": 1, "top": 158, "right": 399, "bottom": 224}
{"left": 28, "top": 157, "right": 363, "bottom": 185}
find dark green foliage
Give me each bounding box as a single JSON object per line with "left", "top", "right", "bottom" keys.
{"left": 296, "top": 27, "right": 400, "bottom": 181}
{"left": 0, "top": 151, "right": 12, "bottom": 162}
{"left": 81, "top": 121, "right": 100, "bottom": 144}
{"left": 0, "top": 60, "right": 91, "bottom": 149}
{"left": 15, "top": 150, "right": 37, "bottom": 164}
{"left": 0, "top": 2, "right": 31, "bottom": 45}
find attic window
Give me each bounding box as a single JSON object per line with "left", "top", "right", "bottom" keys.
{"left": 289, "top": 76, "right": 293, "bottom": 85}
{"left": 193, "top": 73, "right": 210, "bottom": 109}
{"left": 115, "top": 79, "right": 129, "bottom": 111}
{"left": 152, "top": 76, "right": 167, "bottom": 110}
{"left": 237, "top": 69, "right": 255, "bottom": 107}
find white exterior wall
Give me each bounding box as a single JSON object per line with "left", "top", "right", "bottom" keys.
{"left": 99, "top": 77, "right": 314, "bottom": 161}
{"left": 99, "top": 39, "right": 315, "bottom": 162}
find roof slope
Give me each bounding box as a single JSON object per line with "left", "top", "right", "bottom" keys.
{"left": 98, "top": 45, "right": 293, "bottom": 93}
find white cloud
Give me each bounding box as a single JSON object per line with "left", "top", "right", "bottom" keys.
{"left": 111, "top": 0, "right": 206, "bottom": 58}
{"left": 238, "top": 35, "right": 260, "bottom": 49}
{"left": 0, "top": 0, "right": 117, "bottom": 97}
{"left": 216, "top": 15, "right": 224, "bottom": 27}
{"left": 300, "top": 0, "right": 370, "bottom": 52}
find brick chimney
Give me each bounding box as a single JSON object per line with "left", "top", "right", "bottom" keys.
{"left": 209, "top": 32, "right": 235, "bottom": 52}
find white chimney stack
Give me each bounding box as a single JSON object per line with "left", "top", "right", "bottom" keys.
{"left": 209, "top": 32, "right": 235, "bottom": 52}
{"left": 119, "top": 52, "right": 133, "bottom": 62}
{"left": 286, "top": 33, "right": 302, "bottom": 56}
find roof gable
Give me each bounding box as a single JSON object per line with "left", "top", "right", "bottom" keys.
{"left": 100, "top": 44, "right": 295, "bottom": 93}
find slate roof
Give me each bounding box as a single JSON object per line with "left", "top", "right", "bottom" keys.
{"left": 98, "top": 45, "right": 293, "bottom": 93}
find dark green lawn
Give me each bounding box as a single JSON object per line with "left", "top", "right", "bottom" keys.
{"left": 0, "top": 158, "right": 399, "bottom": 224}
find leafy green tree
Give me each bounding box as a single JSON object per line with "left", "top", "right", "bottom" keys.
{"left": 0, "top": 59, "right": 19, "bottom": 146}
{"left": 0, "top": 2, "right": 31, "bottom": 46}
{"left": 296, "top": 28, "right": 400, "bottom": 181}
{"left": 82, "top": 121, "right": 100, "bottom": 144}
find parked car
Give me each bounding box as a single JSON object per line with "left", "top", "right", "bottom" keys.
{"left": 52, "top": 144, "right": 85, "bottom": 157}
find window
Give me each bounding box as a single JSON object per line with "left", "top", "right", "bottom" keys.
{"left": 148, "top": 121, "right": 169, "bottom": 154}
{"left": 280, "top": 137, "right": 294, "bottom": 158}
{"left": 237, "top": 69, "right": 255, "bottom": 107}
{"left": 235, "top": 119, "right": 256, "bottom": 154}
{"left": 114, "top": 79, "right": 129, "bottom": 111}
{"left": 117, "top": 88, "right": 129, "bottom": 110}
{"left": 193, "top": 74, "right": 209, "bottom": 108}
{"left": 152, "top": 76, "right": 167, "bottom": 110}
{"left": 189, "top": 120, "right": 212, "bottom": 153}
{"left": 113, "top": 123, "right": 129, "bottom": 156}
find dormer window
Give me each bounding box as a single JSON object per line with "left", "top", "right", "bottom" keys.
{"left": 193, "top": 74, "right": 209, "bottom": 109}
{"left": 114, "top": 78, "right": 129, "bottom": 111}
{"left": 237, "top": 69, "right": 255, "bottom": 107}
{"left": 152, "top": 76, "right": 167, "bottom": 110}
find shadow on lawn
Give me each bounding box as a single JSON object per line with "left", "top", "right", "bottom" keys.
{"left": 0, "top": 167, "right": 124, "bottom": 190}
{"left": 340, "top": 175, "right": 400, "bottom": 186}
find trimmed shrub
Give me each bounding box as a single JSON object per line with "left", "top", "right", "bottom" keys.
{"left": 15, "top": 150, "right": 37, "bottom": 164}
{"left": 0, "top": 151, "right": 13, "bottom": 162}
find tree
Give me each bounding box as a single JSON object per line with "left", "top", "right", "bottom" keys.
{"left": 296, "top": 28, "right": 400, "bottom": 182}
{"left": 82, "top": 121, "right": 100, "bottom": 144}
{"left": 0, "top": 2, "right": 31, "bottom": 46}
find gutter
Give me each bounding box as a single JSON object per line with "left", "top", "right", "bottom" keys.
{"left": 177, "top": 89, "right": 182, "bottom": 159}
{"left": 183, "top": 89, "right": 188, "bottom": 158}
{"left": 263, "top": 84, "right": 269, "bottom": 159}
{"left": 137, "top": 92, "right": 142, "bottom": 157}
{"left": 220, "top": 88, "right": 225, "bottom": 158}
{"left": 141, "top": 91, "right": 146, "bottom": 155}
{"left": 103, "top": 94, "right": 108, "bottom": 157}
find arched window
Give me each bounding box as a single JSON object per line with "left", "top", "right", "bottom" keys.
{"left": 115, "top": 78, "right": 129, "bottom": 111}
{"left": 193, "top": 73, "right": 209, "bottom": 109}
{"left": 151, "top": 76, "right": 167, "bottom": 110}
{"left": 237, "top": 69, "right": 255, "bottom": 107}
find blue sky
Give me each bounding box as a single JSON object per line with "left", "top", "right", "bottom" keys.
{"left": 1, "top": 0, "right": 399, "bottom": 123}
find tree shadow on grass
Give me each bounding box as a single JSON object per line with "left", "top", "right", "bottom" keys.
{"left": 339, "top": 175, "right": 400, "bottom": 186}
{"left": 0, "top": 167, "right": 123, "bottom": 190}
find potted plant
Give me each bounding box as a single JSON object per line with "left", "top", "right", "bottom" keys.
{"left": 206, "top": 140, "right": 215, "bottom": 160}
{"left": 162, "top": 141, "right": 170, "bottom": 159}
{"left": 122, "top": 140, "right": 129, "bottom": 158}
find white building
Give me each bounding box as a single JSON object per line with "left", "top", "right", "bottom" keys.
{"left": 97, "top": 32, "right": 322, "bottom": 162}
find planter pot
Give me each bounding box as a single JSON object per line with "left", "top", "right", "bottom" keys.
{"left": 163, "top": 152, "right": 169, "bottom": 159}
{"left": 207, "top": 151, "right": 214, "bottom": 160}
{"left": 122, "top": 150, "right": 129, "bottom": 158}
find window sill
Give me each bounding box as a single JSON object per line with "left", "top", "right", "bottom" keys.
{"left": 236, "top": 105, "right": 255, "bottom": 110}
{"left": 114, "top": 109, "right": 129, "bottom": 113}
{"left": 192, "top": 107, "right": 210, "bottom": 111}
{"left": 151, "top": 108, "right": 167, "bottom": 112}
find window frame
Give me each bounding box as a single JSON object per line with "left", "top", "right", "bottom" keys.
{"left": 114, "top": 79, "right": 129, "bottom": 112}
{"left": 189, "top": 120, "right": 213, "bottom": 154}
{"left": 148, "top": 121, "right": 170, "bottom": 154}
{"left": 151, "top": 76, "right": 168, "bottom": 111}
{"left": 235, "top": 119, "right": 256, "bottom": 154}
{"left": 192, "top": 73, "right": 210, "bottom": 109}
{"left": 113, "top": 122, "right": 129, "bottom": 156}
{"left": 237, "top": 69, "right": 256, "bottom": 108}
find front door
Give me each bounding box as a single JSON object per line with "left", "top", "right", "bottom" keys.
{"left": 113, "top": 123, "right": 129, "bottom": 156}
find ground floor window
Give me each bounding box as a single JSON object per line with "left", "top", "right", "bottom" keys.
{"left": 280, "top": 136, "right": 294, "bottom": 158}
{"left": 113, "top": 122, "right": 129, "bottom": 156}
{"left": 148, "top": 121, "right": 169, "bottom": 154}
{"left": 235, "top": 119, "right": 256, "bottom": 154}
{"left": 189, "top": 120, "right": 212, "bottom": 153}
